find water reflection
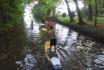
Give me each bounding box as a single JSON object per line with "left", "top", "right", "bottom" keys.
{"left": 56, "top": 24, "right": 69, "bottom": 45}
{"left": 16, "top": 50, "right": 36, "bottom": 70}
{"left": 56, "top": 24, "right": 104, "bottom": 70}
{"left": 17, "top": 2, "right": 40, "bottom": 70}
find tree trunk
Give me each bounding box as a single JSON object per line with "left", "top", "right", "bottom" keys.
{"left": 47, "top": 9, "right": 51, "bottom": 16}
{"left": 89, "top": 1, "right": 93, "bottom": 21}
{"left": 52, "top": 6, "right": 56, "bottom": 21}
{"left": 0, "top": 1, "right": 7, "bottom": 23}
{"left": 64, "top": 0, "right": 74, "bottom": 24}
{"left": 103, "top": 0, "right": 104, "bottom": 8}
{"left": 95, "top": 0, "right": 97, "bottom": 27}
{"left": 73, "top": 0, "right": 84, "bottom": 25}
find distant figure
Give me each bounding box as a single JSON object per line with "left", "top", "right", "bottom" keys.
{"left": 31, "top": 21, "right": 33, "bottom": 30}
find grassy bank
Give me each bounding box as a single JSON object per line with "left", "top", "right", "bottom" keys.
{"left": 56, "top": 16, "right": 104, "bottom": 43}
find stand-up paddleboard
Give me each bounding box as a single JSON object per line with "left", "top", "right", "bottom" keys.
{"left": 41, "top": 28, "right": 48, "bottom": 32}
{"left": 45, "top": 41, "right": 62, "bottom": 70}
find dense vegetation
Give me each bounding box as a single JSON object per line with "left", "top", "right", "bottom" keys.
{"left": 0, "top": 0, "right": 26, "bottom": 30}
{"left": 0, "top": 0, "right": 104, "bottom": 70}
{"left": 32, "top": 0, "right": 104, "bottom": 27}
{"left": 83, "top": 0, "right": 104, "bottom": 26}
{"left": 0, "top": 0, "right": 28, "bottom": 70}
{"left": 32, "top": 0, "right": 62, "bottom": 22}
{"left": 63, "top": 0, "right": 104, "bottom": 26}
{"left": 0, "top": 0, "right": 103, "bottom": 27}
{"left": 0, "top": 0, "right": 104, "bottom": 28}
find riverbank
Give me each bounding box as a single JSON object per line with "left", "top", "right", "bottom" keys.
{"left": 57, "top": 21, "right": 104, "bottom": 44}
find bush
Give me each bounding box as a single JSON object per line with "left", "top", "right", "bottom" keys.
{"left": 57, "top": 15, "right": 78, "bottom": 24}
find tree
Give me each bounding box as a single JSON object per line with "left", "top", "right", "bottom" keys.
{"left": 88, "top": 0, "right": 93, "bottom": 20}
{"left": 73, "top": 0, "right": 84, "bottom": 24}
{"left": 95, "top": 0, "right": 97, "bottom": 26}
{"left": 64, "top": 0, "right": 74, "bottom": 24}
{"left": 0, "top": 0, "right": 25, "bottom": 26}
{"left": 97, "top": 0, "right": 104, "bottom": 16}
{"left": 32, "top": 0, "right": 61, "bottom": 22}
{"left": 84, "top": 0, "right": 94, "bottom": 21}
{"left": 62, "top": 13, "right": 66, "bottom": 17}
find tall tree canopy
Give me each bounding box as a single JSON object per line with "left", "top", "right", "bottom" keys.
{"left": 32, "top": 0, "right": 62, "bottom": 22}
{"left": 0, "top": 0, "right": 26, "bottom": 28}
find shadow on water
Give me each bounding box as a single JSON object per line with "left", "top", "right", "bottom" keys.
{"left": 0, "top": 24, "right": 26, "bottom": 70}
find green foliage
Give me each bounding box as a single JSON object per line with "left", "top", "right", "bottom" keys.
{"left": 97, "top": 17, "right": 104, "bottom": 24}
{"left": 57, "top": 15, "right": 68, "bottom": 23}
{"left": 74, "top": 16, "right": 79, "bottom": 24}
{"left": 66, "top": 16, "right": 70, "bottom": 23}
{"left": 62, "top": 13, "right": 66, "bottom": 17}
{"left": 83, "top": 0, "right": 104, "bottom": 26}
{"left": 57, "top": 15, "right": 78, "bottom": 24}
{"left": 0, "top": 0, "right": 26, "bottom": 30}
{"left": 26, "top": 0, "right": 34, "bottom": 4}
{"left": 32, "top": 0, "right": 62, "bottom": 22}
{"left": 84, "top": 0, "right": 95, "bottom": 6}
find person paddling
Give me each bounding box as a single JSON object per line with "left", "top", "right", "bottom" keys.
{"left": 45, "top": 17, "right": 56, "bottom": 52}
{"left": 31, "top": 21, "right": 34, "bottom": 30}
{"left": 48, "top": 26, "right": 56, "bottom": 52}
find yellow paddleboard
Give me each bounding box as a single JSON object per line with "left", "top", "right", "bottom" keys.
{"left": 41, "top": 28, "right": 48, "bottom": 32}
{"left": 44, "top": 41, "right": 54, "bottom": 60}
{"left": 44, "top": 41, "right": 62, "bottom": 70}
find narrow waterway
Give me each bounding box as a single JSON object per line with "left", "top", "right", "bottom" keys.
{"left": 0, "top": 3, "right": 98, "bottom": 70}
{"left": 16, "top": 3, "right": 104, "bottom": 70}
{"left": 0, "top": 3, "right": 104, "bottom": 70}
{"left": 55, "top": 24, "right": 104, "bottom": 70}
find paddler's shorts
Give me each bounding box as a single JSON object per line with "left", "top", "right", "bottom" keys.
{"left": 50, "top": 39, "right": 57, "bottom": 46}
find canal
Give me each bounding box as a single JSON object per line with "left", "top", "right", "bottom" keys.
{"left": 0, "top": 2, "right": 104, "bottom": 70}
{"left": 16, "top": 3, "right": 104, "bottom": 70}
